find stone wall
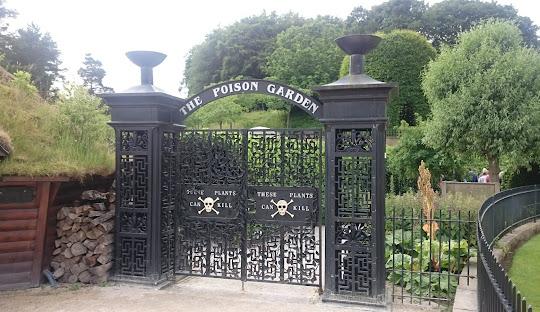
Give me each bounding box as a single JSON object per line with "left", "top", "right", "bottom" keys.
{"left": 441, "top": 181, "right": 500, "bottom": 201}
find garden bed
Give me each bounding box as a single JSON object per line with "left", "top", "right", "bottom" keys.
{"left": 385, "top": 187, "right": 480, "bottom": 304}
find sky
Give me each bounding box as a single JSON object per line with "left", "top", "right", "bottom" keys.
{"left": 4, "top": 0, "right": 540, "bottom": 97}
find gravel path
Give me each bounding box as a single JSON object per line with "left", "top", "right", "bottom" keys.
{"left": 0, "top": 277, "right": 442, "bottom": 312}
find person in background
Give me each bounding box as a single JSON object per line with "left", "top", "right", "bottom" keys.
{"left": 478, "top": 168, "right": 491, "bottom": 183}
{"left": 467, "top": 169, "right": 478, "bottom": 182}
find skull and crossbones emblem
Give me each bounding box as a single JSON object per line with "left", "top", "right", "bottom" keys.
{"left": 198, "top": 196, "right": 220, "bottom": 215}
{"left": 271, "top": 199, "right": 294, "bottom": 218}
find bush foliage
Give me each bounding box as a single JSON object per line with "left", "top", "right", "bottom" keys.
{"left": 387, "top": 121, "right": 467, "bottom": 193}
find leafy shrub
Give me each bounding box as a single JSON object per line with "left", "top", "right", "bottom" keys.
{"left": 266, "top": 16, "right": 345, "bottom": 89}
{"left": 421, "top": 20, "right": 540, "bottom": 185}
{"left": 387, "top": 121, "right": 467, "bottom": 194}
{"left": 50, "top": 86, "right": 114, "bottom": 174}
{"left": 9, "top": 71, "right": 38, "bottom": 95}
{"left": 502, "top": 163, "right": 540, "bottom": 189}
{"left": 386, "top": 226, "right": 475, "bottom": 298}
{"left": 386, "top": 165, "right": 478, "bottom": 306}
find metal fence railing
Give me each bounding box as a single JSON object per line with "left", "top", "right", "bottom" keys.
{"left": 386, "top": 127, "right": 398, "bottom": 137}
{"left": 477, "top": 185, "right": 540, "bottom": 312}
{"left": 386, "top": 207, "right": 476, "bottom": 305}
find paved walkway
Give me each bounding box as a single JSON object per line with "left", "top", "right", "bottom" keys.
{"left": 452, "top": 258, "right": 478, "bottom": 312}
{"left": 0, "top": 277, "right": 441, "bottom": 312}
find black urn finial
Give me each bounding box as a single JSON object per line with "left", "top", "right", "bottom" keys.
{"left": 335, "top": 34, "right": 381, "bottom": 75}
{"left": 126, "top": 51, "right": 167, "bottom": 86}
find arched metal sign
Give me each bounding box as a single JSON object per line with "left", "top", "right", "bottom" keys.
{"left": 179, "top": 79, "right": 323, "bottom": 119}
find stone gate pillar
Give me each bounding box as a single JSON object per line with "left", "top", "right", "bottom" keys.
{"left": 315, "top": 35, "right": 395, "bottom": 305}
{"left": 100, "top": 51, "right": 184, "bottom": 285}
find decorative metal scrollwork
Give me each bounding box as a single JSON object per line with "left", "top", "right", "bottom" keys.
{"left": 121, "top": 130, "right": 149, "bottom": 152}
{"left": 119, "top": 211, "right": 147, "bottom": 233}
{"left": 176, "top": 129, "right": 322, "bottom": 286}
{"left": 160, "top": 131, "right": 177, "bottom": 277}
{"left": 336, "top": 222, "right": 372, "bottom": 248}
{"left": 176, "top": 130, "right": 246, "bottom": 279}
{"left": 115, "top": 128, "right": 153, "bottom": 278}
{"left": 332, "top": 128, "right": 376, "bottom": 297}
{"left": 335, "top": 129, "right": 373, "bottom": 153}
{"left": 119, "top": 237, "right": 147, "bottom": 276}
{"left": 119, "top": 155, "right": 149, "bottom": 209}
{"left": 336, "top": 156, "right": 372, "bottom": 218}
{"left": 336, "top": 250, "right": 372, "bottom": 296}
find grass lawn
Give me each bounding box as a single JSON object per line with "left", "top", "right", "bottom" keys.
{"left": 509, "top": 233, "right": 540, "bottom": 310}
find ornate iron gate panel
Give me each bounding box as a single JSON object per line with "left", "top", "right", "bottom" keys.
{"left": 175, "top": 129, "right": 323, "bottom": 286}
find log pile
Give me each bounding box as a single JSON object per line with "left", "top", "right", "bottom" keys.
{"left": 50, "top": 190, "right": 115, "bottom": 284}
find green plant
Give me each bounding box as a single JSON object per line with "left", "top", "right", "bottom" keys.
{"left": 385, "top": 188, "right": 479, "bottom": 300}
{"left": 385, "top": 235, "right": 473, "bottom": 298}
{"left": 386, "top": 192, "right": 483, "bottom": 216}
{"left": 9, "top": 70, "right": 38, "bottom": 95}
{"left": 387, "top": 121, "right": 467, "bottom": 194}
{"left": 503, "top": 163, "right": 540, "bottom": 189}
{"left": 266, "top": 16, "right": 345, "bottom": 89}
{"left": 183, "top": 12, "right": 305, "bottom": 94}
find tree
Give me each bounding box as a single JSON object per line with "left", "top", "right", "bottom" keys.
{"left": 0, "top": 0, "right": 16, "bottom": 49}
{"left": 346, "top": 0, "right": 427, "bottom": 34}
{"left": 0, "top": 0, "right": 15, "bottom": 33}
{"left": 183, "top": 12, "right": 304, "bottom": 94}
{"left": 345, "top": 0, "right": 539, "bottom": 48}
{"left": 422, "top": 0, "right": 539, "bottom": 47}
{"left": 264, "top": 16, "right": 345, "bottom": 125}
{"left": 387, "top": 121, "right": 466, "bottom": 193}
{"left": 422, "top": 20, "right": 540, "bottom": 183}
{"left": 1, "top": 24, "right": 63, "bottom": 98}
{"left": 265, "top": 16, "right": 345, "bottom": 89}
{"left": 78, "top": 53, "right": 113, "bottom": 94}
{"left": 340, "top": 30, "right": 436, "bottom": 127}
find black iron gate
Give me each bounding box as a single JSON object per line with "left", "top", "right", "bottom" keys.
{"left": 175, "top": 128, "right": 323, "bottom": 286}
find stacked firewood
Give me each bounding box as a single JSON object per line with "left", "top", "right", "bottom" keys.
{"left": 50, "top": 190, "right": 115, "bottom": 284}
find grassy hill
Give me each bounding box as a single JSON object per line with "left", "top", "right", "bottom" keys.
{"left": 0, "top": 79, "right": 114, "bottom": 178}
{"left": 198, "top": 107, "right": 322, "bottom": 130}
